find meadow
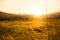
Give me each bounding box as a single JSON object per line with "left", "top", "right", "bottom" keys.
{"left": 0, "top": 18, "right": 60, "bottom": 40}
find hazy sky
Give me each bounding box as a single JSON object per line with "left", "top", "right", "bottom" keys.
{"left": 0, "top": 0, "right": 60, "bottom": 15}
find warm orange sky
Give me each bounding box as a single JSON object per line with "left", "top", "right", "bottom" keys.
{"left": 0, "top": 0, "right": 60, "bottom": 16}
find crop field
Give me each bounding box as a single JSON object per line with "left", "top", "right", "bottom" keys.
{"left": 0, "top": 18, "right": 60, "bottom": 40}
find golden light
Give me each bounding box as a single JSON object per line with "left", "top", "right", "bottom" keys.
{"left": 22, "top": 6, "right": 46, "bottom": 17}
{"left": 0, "top": 0, "right": 60, "bottom": 17}
{"left": 31, "top": 10, "right": 41, "bottom": 17}
{"left": 25, "top": 8, "right": 46, "bottom": 17}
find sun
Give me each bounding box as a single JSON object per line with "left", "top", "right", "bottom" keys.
{"left": 30, "top": 9, "right": 40, "bottom": 16}
{"left": 31, "top": 9, "right": 43, "bottom": 17}
{"left": 24, "top": 8, "right": 46, "bottom": 17}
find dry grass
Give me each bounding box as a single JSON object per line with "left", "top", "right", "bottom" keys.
{"left": 0, "top": 18, "right": 60, "bottom": 40}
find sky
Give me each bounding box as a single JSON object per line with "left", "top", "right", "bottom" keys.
{"left": 0, "top": 0, "right": 60, "bottom": 16}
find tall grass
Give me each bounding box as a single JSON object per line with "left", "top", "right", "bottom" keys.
{"left": 0, "top": 19, "right": 60, "bottom": 40}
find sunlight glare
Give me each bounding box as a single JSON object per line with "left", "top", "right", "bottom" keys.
{"left": 0, "top": 0, "right": 60, "bottom": 17}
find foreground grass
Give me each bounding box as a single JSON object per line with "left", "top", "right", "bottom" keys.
{"left": 0, "top": 18, "right": 60, "bottom": 40}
